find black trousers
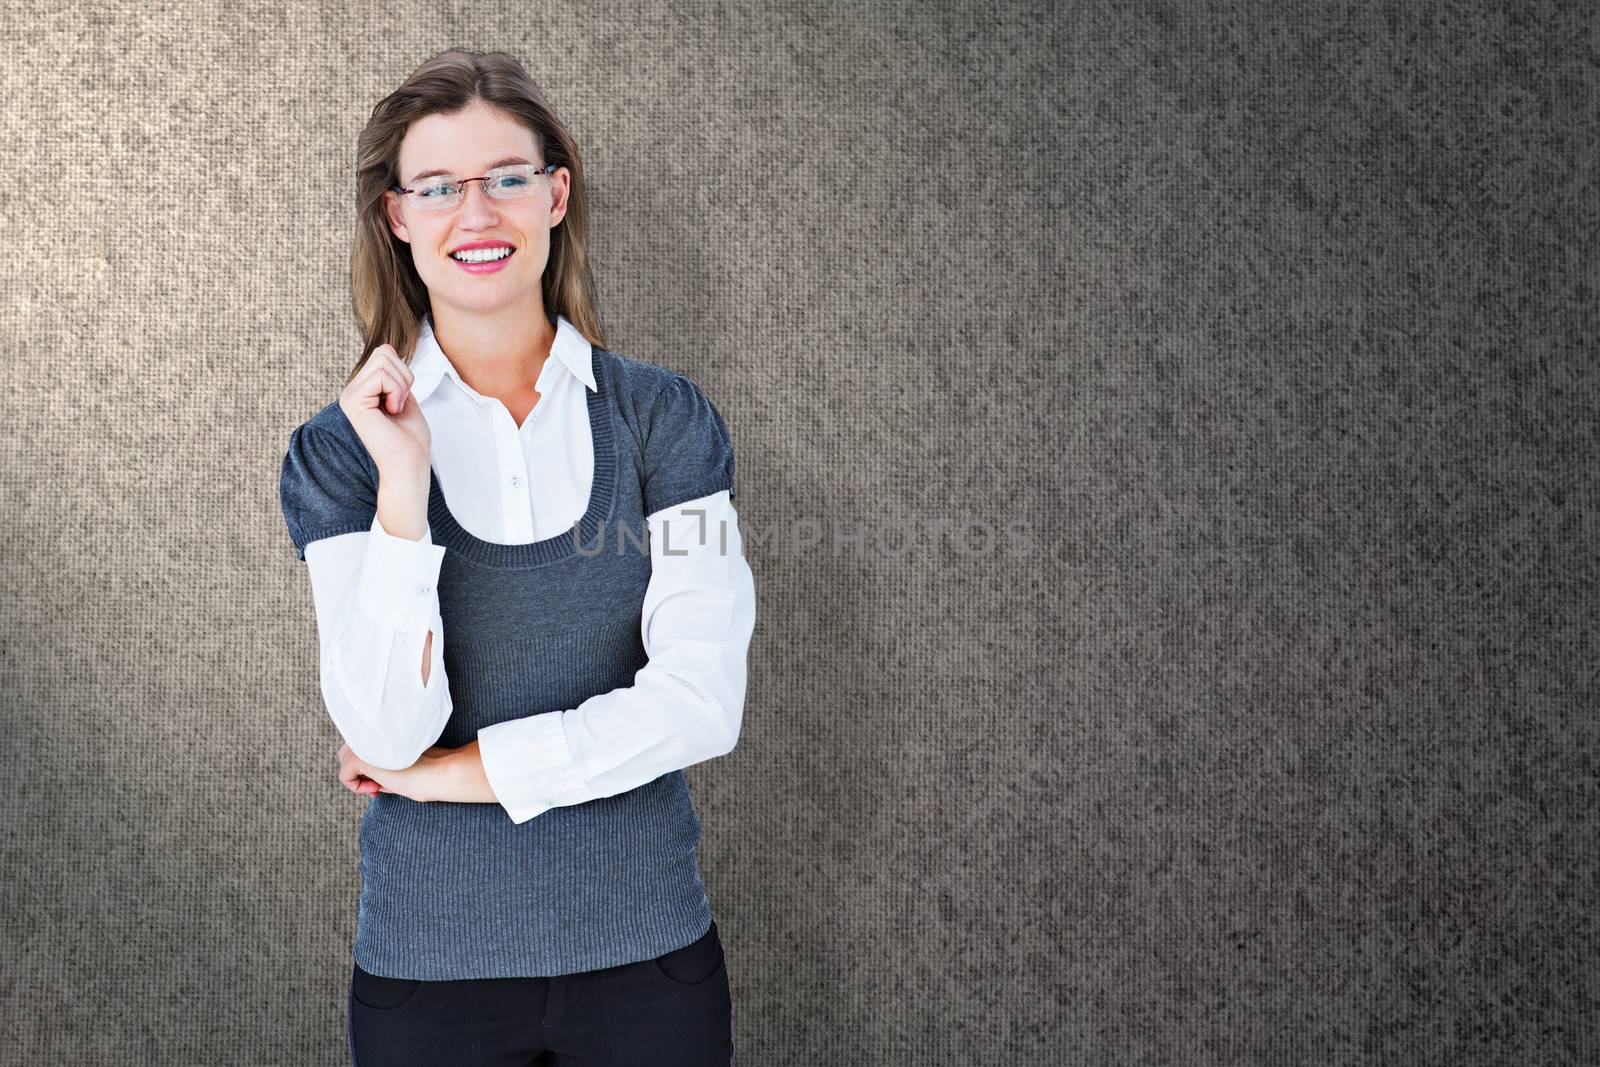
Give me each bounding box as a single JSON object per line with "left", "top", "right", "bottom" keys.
{"left": 347, "top": 919, "right": 733, "bottom": 1065}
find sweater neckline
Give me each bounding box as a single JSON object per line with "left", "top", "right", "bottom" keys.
{"left": 423, "top": 351, "right": 617, "bottom": 569}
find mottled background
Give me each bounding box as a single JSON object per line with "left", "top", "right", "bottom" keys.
{"left": 2, "top": 1, "right": 1596, "bottom": 1063}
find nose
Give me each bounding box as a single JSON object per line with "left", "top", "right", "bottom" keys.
{"left": 456, "top": 180, "right": 499, "bottom": 226}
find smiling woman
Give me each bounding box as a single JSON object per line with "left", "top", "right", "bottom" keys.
{"left": 277, "top": 48, "right": 749, "bottom": 1067}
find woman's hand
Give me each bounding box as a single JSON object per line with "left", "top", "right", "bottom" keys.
{"left": 336, "top": 740, "right": 500, "bottom": 806}
{"left": 339, "top": 343, "right": 432, "bottom": 476}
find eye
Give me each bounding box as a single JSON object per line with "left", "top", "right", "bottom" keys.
{"left": 489, "top": 174, "right": 530, "bottom": 192}
{"left": 416, "top": 181, "right": 455, "bottom": 199}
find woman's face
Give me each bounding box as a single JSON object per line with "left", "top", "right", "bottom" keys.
{"left": 384, "top": 100, "right": 569, "bottom": 316}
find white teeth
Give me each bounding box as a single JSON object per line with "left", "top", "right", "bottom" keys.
{"left": 451, "top": 246, "right": 513, "bottom": 263}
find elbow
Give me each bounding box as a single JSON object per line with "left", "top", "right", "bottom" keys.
{"left": 656, "top": 668, "right": 742, "bottom": 763}
{"left": 350, "top": 715, "right": 449, "bottom": 772}
{"left": 343, "top": 732, "right": 427, "bottom": 772}
{"left": 706, "top": 694, "right": 743, "bottom": 759}
{"left": 320, "top": 656, "right": 451, "bottom": 772}
{"left": 703, "top": 670, "right": 746, "bottom": 759}
{"left": 350, "top": 745, "right": 410, "bottom": 773}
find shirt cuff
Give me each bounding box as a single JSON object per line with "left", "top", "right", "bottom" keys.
{"left": 477, "top": 712, "right": 594, "bottom": 825}
{"left": 355, "top": 514, "right": 446, "bottom": 630}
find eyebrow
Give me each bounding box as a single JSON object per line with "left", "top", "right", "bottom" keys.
{"left": 406, "top": 156, "right": 536, "bottom": 183}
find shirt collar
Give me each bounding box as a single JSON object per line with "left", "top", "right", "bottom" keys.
{"left": 407, "top": 311, "right": 597, "bottom": 405}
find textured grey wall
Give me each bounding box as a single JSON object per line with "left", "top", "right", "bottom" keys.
{"left": 2, "top": 1, "right": 1596, "bottom": 1064}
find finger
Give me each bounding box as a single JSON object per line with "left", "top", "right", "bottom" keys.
{"left": 385, "top": 369, "right": 410, "bottom": 413}
{"left": 359, "top": 368, "right": 406, "bottom": 414}
{"left": 375, "top": 350, "right": 414, "bottom": 409}
{"left": 358, "top": 350, "right": 404, "bottom": 391}
{"left": 374, "top": 344, "right": 415, "bottom": 388}
{"left": 365, "top": 346, "right": 413, "bottom": 408}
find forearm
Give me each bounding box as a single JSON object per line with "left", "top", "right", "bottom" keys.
{"left": 308, "top": 511, "right": 451, "bottom": 770}
{"left": 418, "top": 739, "right": 500, "bottom": 805}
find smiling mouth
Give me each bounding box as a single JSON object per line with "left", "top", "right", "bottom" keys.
{"left": 449, "top": 246, "right": 515, "bottom": 263}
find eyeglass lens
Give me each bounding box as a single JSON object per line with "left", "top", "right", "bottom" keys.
{"left": 410, "top": 165, "right": 545, "bottom": 210}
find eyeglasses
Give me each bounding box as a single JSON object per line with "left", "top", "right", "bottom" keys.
{"left": 392, "top": 162, "right": 557, "bottom": 212}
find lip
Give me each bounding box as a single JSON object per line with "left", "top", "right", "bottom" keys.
{"left": 449, "top": 239, "right": 515, "bottom": 253}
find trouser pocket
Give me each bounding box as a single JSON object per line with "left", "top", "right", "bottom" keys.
{"left": 350, "top": 962, "right": 425, "bottom": 1011}
{"left": 651, "top": 920, "right": 725, "bottom": 985}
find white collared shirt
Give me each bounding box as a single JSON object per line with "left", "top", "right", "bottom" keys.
{"left": 301, "top": 312, "right": 755, "bottom": 824}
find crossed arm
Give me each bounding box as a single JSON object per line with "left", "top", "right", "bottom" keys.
{"left": 304, "top": 489, "right": 756, "bottom": 823}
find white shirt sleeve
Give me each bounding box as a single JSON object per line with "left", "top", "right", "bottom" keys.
{"left": 302, "top": 514, "right": 453, "bottom": 770}
{"left": 475, "top": 488, "right": 756, "bottom": 824}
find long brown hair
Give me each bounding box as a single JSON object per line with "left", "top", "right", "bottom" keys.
{"left": 346, "top": 49, "right": 605, "bottom": 385}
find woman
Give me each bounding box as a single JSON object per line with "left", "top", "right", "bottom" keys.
{"left": 278, "top": 49, "right": 754, "bottom": 1065}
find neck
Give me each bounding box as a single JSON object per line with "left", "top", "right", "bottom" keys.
{"left": 430, "top": 298, "right": 556, "bottom": 401}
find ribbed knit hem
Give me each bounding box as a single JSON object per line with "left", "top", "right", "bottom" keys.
{"left": 349, "top": 771, "right": 713, "bottom": 980}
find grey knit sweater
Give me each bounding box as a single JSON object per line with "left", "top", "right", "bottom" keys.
{"left": 279, "top": 343, "right": 737, "bottom": 979}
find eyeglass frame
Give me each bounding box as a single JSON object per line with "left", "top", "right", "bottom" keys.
{"left": 391, "top": 161, "right": 559, "bottom": 208}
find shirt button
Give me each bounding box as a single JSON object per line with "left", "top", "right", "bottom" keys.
{"left": 417, "top": 583, "right": 432, "bottom": 595}
{"left": 510, "top": 475, "right": 521, "bottom": 487}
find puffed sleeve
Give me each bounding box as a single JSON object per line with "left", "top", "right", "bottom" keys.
{"left": 641, "top": 373, "right": 738, "bottom": 516}
{"left": 279, "top": 422, "right": 380, "bottom": 560}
